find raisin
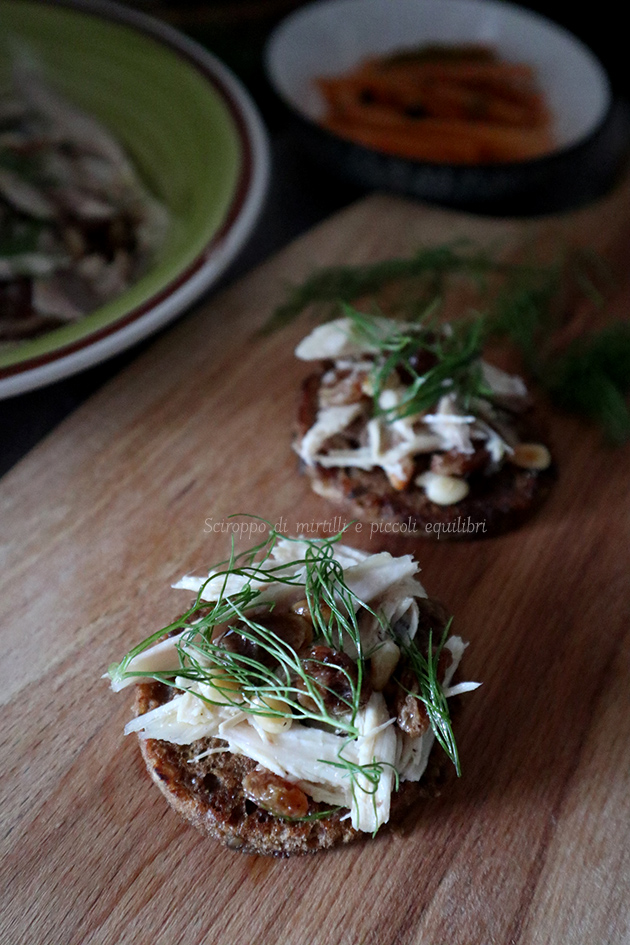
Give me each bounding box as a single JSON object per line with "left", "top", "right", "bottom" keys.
{"left": 430, "top": 447, "right": 490, "bottom": 477}
{"left": 296, "top": 645, "right": 368, "bottom": 717}
{"left": 415, "top": 597, "right": 451, "bottom": 648}
{"left": 388, "top": 667, "right": 430, "bottom": 738}
{"left": 215, "top": 626, "right": 277, "bottom": 670}
{"left": 385, "top": 641, "right": 452, "bottom": 737}
{"left": 243, "top": 769, "right": 309, "bottom": 819}
{"left": 260, "top": 612, "right": 313, "bottom": 652}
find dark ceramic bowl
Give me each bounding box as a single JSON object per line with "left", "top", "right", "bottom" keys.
{"left": 266, "top": 0, "right": 618, "bottom": 215}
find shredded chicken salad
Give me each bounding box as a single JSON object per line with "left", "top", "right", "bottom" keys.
{"left": 0, "top": 59, "right": 169, "bottom": 343}
{"left": 295, "top": 312, "right": 552, "bottom": 504}
{"left": 108, "top": 527, "right": 480, "bottom": 834}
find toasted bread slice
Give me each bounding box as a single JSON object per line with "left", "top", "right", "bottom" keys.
{"left": 134, "top": 680, "right": 451, "bottom": 856}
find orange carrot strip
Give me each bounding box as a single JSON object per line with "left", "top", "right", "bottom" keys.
{"left": 316, "top": 45, "right": 554, "bottom": 164}
{"left": 324, "top": 114, "right": 552, "bottom": 163}
{"left": 324, "top": 117, "right": 484, "bottom": 163}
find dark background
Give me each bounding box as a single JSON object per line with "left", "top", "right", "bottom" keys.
{"left": 122, "top": 0, "right": 628, "bottom": 112}
{"left": 123, "top": 1, "right": 626, "bottom": 115}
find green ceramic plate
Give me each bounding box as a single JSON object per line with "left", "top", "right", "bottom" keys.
{"left": 0, "top": 0, "right": 269, "bottom": 396}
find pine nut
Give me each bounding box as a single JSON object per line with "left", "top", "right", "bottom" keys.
{"left": 387, "top": 457, "right": 415, "bottom": 491}
{"left": 292, "top": 598, "right": 332, "bottom": 632}
{"left": 291, "top": 598, "right": 312, "bottom": 620}
{"left": 416, "top": 471, "right": 470, "bottom": 505}
{"left": 510, "top": 443, "right": 551, "bottom": 470}
{"left": 370, "top": 639, "right": 401, "bottom": 691}
{"left": 200, "top": 668, "right": 242, "bottom": 705}
{"left": 251, "top": 696, "right": 293, "bottom": 734}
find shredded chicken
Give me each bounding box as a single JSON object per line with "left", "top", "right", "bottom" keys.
{"left": 118, "top": 539, "right": 480, "bottom": 833}
{"left": 0, "top": 59, "right": 169, "bottom": 343}
{"left": 295, "top": 317, "right": 532, "bottom": 497}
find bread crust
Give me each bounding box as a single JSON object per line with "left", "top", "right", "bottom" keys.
{"left": 298, "top": 371, "right": 555, "bottom": 539}
{"left": 134, "top": 681, "right": 452, "bottom": 856}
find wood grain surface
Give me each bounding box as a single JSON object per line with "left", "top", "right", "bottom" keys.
{"left": 2, "top": 182, "right": 630, "bottom": 945}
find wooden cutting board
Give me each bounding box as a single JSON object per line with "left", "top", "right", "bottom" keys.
{"left": 2, "top": 181, "right": 630, "bottom": 945}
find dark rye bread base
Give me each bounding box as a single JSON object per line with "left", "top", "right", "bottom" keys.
{"left": 305, "top": 460, "right": 556, "bottom": 540}
{"left": 298, "top": 372, "right": 556, "bottom": 540}
{"left": 134, "top": 681, "right": 452, "bottom": 856}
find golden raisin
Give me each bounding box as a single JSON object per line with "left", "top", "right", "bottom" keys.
{"left": 243, "top": 769, "right": 309, "bottom": 818}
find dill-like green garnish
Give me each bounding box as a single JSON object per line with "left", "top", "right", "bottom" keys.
{"left": 487, "top": 263, "right": 630, "bottom": 443}
{"left": 541, "top": 323, "right": 630, "bottom": 445}
{"left": 344, "top": 303, "right": 493, "bottom": 419}
{"left": 399, "top": 623, "right": 460, "bottom": 776}
{"left": 109, "top": 522, "right": 463, "bottom": 822}
{"left": 265, "top": 241, "right": 551, "bottom": 332}
{"left": 484, "top": 267, "right": 561, "bottom": 363}
{"left": 273, "top": 240, "right": 629, "bottom": 443}
{"left": 111, "top": 527, "right": 370, "bottom": 735}
{"left": 0, "top": 215, "right": 46, "bottom": 258}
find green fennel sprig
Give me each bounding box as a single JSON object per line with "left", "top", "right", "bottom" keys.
{"left": 540, "top": 323, "right": 630, "bottom": 445}
{"left": 265, "top": 241, "right": 554, "bottom": 332}
{"left": 398, "top": 622, "right": 461, "bottom": 776}
{"left": 344, "top": 303, "right": 494, "bottom": 419}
